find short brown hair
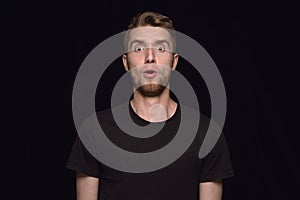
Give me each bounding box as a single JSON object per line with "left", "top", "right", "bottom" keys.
{"left": 128, "top": 11, "right": 175, "bottom": 30}
{"left": 124, "top": 11, "right": 176, "bottom": 52}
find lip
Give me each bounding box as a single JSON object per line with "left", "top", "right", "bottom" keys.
{"left": 143, "top": 71, "right": 158, "bottom": 79}
{"left": 143, "top": 67, "right": 158, "bottom": 79}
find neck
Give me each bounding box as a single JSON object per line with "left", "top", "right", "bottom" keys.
{"left": 130, "top": 89, "right": 177, "bottom": 122}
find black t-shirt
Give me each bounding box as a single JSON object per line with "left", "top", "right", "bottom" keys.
{"left": 67, "top": 103, "right": 234, "bottom": 200}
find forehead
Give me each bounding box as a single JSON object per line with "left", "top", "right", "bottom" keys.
{"left": 128, "top": 26, "right": 172, "bottom": 44}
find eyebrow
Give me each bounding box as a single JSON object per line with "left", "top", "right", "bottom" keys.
{"left": 129, "top": 40, "right": 146, "bottom": 49}
{"left": 153, "top": 40, "right": 170, "bottom": 47}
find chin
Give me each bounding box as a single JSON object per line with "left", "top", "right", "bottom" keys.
{"left": 137, "top": 84, "right": 166, "bottom": 97}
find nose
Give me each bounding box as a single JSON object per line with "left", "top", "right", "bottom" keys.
{"left": 145, "top": 48, "right": 156, "bottom": 64}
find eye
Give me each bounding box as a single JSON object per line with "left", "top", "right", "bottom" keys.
{"left": 135, "top": 46, "right": 145, "bottom": 52}
{"left": 155, "top": 45, "right": 165, "bottom": 51}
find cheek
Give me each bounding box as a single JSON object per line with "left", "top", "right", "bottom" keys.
{"left": 127, "top": 55, "right": 143, "bottom": 68}
{"left": 170, "top": 57, "right": 174, "bottom": 66}
{"left": 159, "top": 55, "right": 174, "bottom": 65}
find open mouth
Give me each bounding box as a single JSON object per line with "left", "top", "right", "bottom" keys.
{"left": 144, "top": 70, "right": 157, "bottom": 74}
{"left": 143, "top": 69, "right": 158, "bottom": 79}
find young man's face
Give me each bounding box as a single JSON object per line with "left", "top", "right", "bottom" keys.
{"left": 122, "top": 26, "right": 178, "bottom": 97}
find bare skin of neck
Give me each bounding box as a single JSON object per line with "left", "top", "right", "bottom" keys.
{"left": 130, "top": 88, "right": 177, "bottom": 122}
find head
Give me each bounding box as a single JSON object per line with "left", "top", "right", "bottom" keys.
{"left": 122, "top": 11, "right": 179, "bottom": 97}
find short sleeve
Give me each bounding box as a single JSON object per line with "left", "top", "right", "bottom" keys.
{"left": 66, "top": 136, "right": 102, "bottom": 178}
{"left": 199, "top": 133, "right": 234, "bottom": 182}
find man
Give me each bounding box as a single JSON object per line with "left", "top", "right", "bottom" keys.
{"left": 67, "top": 11, "right": 234, "bottom": 200}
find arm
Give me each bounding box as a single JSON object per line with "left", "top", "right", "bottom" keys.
{"left": 199, "top": 180, "right": 223, "bottom": 200}
{"left": 76, "top": 172, "right": 99, "bottom": 200}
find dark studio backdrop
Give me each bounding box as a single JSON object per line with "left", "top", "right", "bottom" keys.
{"left": 22, "top": 0, "right": 299, "bottom": 199}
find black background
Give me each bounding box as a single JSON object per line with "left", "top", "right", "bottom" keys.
{"left": 21, "top": 0, "right": 299, "bottom": 199}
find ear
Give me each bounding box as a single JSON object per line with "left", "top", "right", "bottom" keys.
{"left": 122, "top": 54, "right": 129, "bottom": 72}
{"left": 172, "top": 53, "right": 179, "bottom": 70}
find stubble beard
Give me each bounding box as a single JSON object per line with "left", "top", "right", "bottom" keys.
{"left": 128, "top": 57, "right": 174, "bottom": 97}
{"left": 137, "top": 83, "right": 166, "bottom": 97}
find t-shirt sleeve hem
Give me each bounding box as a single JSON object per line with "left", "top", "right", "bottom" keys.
{"left": 66, "top": 161, "right": 100, "bottom": 179}
{"left": 198, "top": 170, "right": 234, "bottom": 183}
